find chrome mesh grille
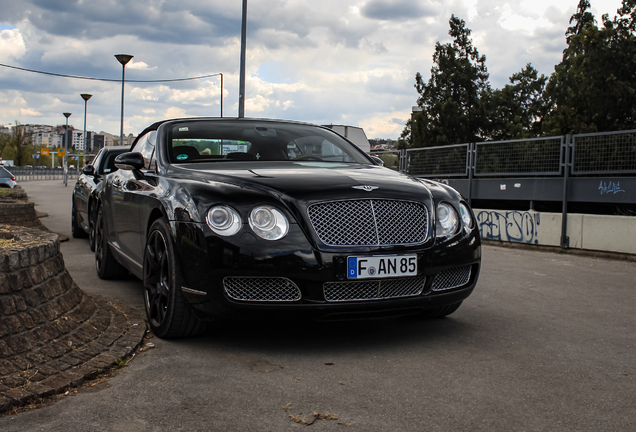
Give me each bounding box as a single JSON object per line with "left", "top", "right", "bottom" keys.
{"left": 308, "top": 199, "right": 429, "bottom": 246}
{"left": 432, "top": 266, "right": 472, "bottom": 291}
{"left": 224, "top": 277, "right": 301, "bottom": 302}
{"left": 324, "top": 277, "right": 426, "bottom": 302}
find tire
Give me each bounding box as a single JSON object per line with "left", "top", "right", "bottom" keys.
{"left": 143, "top": 218, "right": 203, "bottom": 339}
{"left": 94, "top": 206, "right": 128, "bottom": 279}
{"left": 71, "top": 200, "right": 88, "bottom": 239}
{"left": 422, "top": 301, "right": 463, "bottom": 319}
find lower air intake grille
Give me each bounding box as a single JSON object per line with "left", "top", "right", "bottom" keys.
{"left": 432, "top": 266, "right": 472, "bottom": 291}
{"left": 324, "top": 277, "right": 426, "bottom": 302}
{"left": 224, "top": 277, "right": 301, "bottom": 302}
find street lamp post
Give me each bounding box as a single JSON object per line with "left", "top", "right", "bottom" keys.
{"left": 63, "top": 112, "right": 71, "bottom": 187}
{"left": 81, "top": 93, "right": 92, "bottom": 170}
{"left": 238, "top": 0, "right": 247, "bottom": 118}
{"left": 115, "top": 54, "right": 133, "bottom": 146}
{"left": 220, "top": 73, "right": 224, "bottom": 118}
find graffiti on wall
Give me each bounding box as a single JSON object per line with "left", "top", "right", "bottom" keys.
{"left": 598, "top": 180, "right": 625, "bottom": 195}
{"left": 476, "top": 210, "right": 540, "bottom": 244}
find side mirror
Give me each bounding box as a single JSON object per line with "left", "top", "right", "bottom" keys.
{"left": 82, "top": 165, "right": 95, "bottom": 175}
{"left": 369, "top": 155, "right": 385, "bottom": 166}
{"left": 115, "top": 152, "right": 145, "bottom": 171}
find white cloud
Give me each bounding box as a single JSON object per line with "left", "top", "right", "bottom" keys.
{"left": 0, "top": 0, "right": 630, "bottom": 140}
{"left": 127, "top": 60, "right": 156, "bottom": 70}
{"left": 0, "top": 28, "right": 26, "bottom": 61}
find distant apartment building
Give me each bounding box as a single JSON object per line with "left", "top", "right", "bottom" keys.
{"left": 98, "top": 132, "right": 117, "bottom": 147}
{"left": 93, "top": 134, "right": 105, "bottom": 150}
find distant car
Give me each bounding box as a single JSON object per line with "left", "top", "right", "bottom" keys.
{"left": 0, "top": 167, "right": 16, "bottom": 188}
{"left": 94, "top": 118, "right": 481, "bottom": 339}
{"left": 71, "top": 146, "right": 128, "bottom": 250}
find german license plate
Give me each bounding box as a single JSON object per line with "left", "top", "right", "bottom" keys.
{"left": 347, "top": 255, "right": 417, "bottom": 279}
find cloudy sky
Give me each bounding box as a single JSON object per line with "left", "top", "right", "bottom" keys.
{"left": 0, "top": 0, "right": 625, "bottom": 139}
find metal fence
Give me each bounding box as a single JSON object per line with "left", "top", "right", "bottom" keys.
{"left": 572, "top": 129, "right": 636, "bottom": 175}
{"left": 5, "top": 167, "right": 78, "bottom": 182}
{"left": 406, "top": 143, "right": 469, "bottom": 177}
{"left": 475, "top": 136, "right": 564, "bottom": 176}
{"left": 404, "top": 129, "right": 636, "bottom": 178}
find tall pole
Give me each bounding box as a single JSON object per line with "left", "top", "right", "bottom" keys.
{"left": 63, "top": 112, "right": 71, "bottom": 187}
{"left": 220, "top": 73, "right": 224, "bottom": 118}
{"left": 81, "top": 94, "right": 92, "bottom": 169}
{"left": 238, "top": 0, "right": 247, "bottom": 118}
{"left": 115, "top": 54, "right": 133, "bottom": 146}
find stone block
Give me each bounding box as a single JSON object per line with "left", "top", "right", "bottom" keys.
{"left": 22, "top": 289, "right": 40, "bottom": 307}
{"left": 3, "top": 387, "right": 33, "bottom": 402}
{"left": 0, "top": 297, "right": 17, "bottom": 315}
{"left": 28, "top": 308, "right": 46, "bottom": 324}
{"left": 0, "top": 340, "right": 15, "bottom": 358}
{"left": 18, "top": 312, "right": 35, "bottom": 329}
{"left": 0, "top": 274, "right": 9, "bottom": 294}
{"left": 19, "top": 249, "right": 29, "bottom": 268}
{"left": 0, "top": 359, "right": 17, "bottom": 376}
{"left": 14, "top": 295, "right": 27, "bottom": 311}
{"left": 19, "top": 268, "right": 33, "bottom": 288}
{"left": 2, "top": 316, "right": 23, "bottom": 333}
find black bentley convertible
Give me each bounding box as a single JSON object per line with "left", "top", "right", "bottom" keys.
{"left": 95, "top": 118, "right": 481, "bottom": 338}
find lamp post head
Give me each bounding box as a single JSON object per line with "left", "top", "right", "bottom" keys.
{"left": 80, "top": 94, "right": 93, "bottom": 102}
{"left": 63, "top": 112, "right": 72, "bottom": 118}
{"left": 115, "top": 54, "right": 134, "bottom": 66}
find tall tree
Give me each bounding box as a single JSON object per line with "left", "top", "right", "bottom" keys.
{"left": 7, "top": 122, "right": 33, "bottom": 166}
{"left": 408, "top": 15, "right": 490, "bottom": 147}
{"left": 543, "top": 0, "right": 636, "bottom": 134}
{"left": 489, "top": 64, "right": 548, "bottom": 140}
{"left": 566, "top": 0, "right": 596, "bottom": 42}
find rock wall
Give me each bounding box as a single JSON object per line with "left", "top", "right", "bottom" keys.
{"left": 0, "top": 186, "right": 46, "bottom": 230}
{"left": 0, "top": 225, "right": 141, "bottom": 409}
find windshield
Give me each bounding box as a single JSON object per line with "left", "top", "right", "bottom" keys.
{"left": 166, "top": 120, "right": 370, "bottom": 165}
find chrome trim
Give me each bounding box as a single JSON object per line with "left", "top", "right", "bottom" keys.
{"left": 108, "top": 241, "right": 143, "bottom": 272}
{"left": 181, "top": 286, "right": 207, "bottom": 295}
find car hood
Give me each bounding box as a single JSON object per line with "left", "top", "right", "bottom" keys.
{"left": 171, "top": 162, "right": 433, "bottom": 202}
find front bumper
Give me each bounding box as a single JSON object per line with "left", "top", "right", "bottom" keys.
{"left": 171, "top": 221, "right": 481, "bottom": 321}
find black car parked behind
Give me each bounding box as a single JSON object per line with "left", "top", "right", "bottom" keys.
{"left": 71, "top": 146, "right": 128, "bottom": 250}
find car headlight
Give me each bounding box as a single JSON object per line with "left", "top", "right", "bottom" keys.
{"left": 436, "top": 202, "right": 459, "bottom": 238}
{"left": 459, "top": 203, "right": 473, "bottom": 229}
{"left": 206, "top": 205, "right": 242, "bottom": 236}
{"left": 249, "top": 206, "right": 289, "bottom": 240}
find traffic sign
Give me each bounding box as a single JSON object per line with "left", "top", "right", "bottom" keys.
{"left": 40, "top": 148, "right": 50, "bottom": 156}
{"left": 58, "top": 150, "right": 65, "bottom": 157}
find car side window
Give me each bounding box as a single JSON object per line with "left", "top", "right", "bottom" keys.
{"left": 102, "top": 153, "right": 121, "bottom": 174}
{"left": 132, "top": 131, "right": 157, "bottom": 170}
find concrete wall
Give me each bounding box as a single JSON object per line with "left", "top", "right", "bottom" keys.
{"left": 474, "top": 208, "right": 636, "bottom": 255}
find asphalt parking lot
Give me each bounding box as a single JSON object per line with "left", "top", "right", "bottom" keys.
{"left": 1, "top": 180, "right": 634, "bottom": 431}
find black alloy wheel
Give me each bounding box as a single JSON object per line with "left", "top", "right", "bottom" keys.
{"left": 94, "top": 206, "right": 127, "bottom": 279}
{"left": 143, "top": 218, "right": 202, "bottom": 339}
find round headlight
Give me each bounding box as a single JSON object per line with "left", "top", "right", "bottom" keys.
{"left": 206, "top": 205, "right": 241, "bottom": 236}
{"left": 249, "top": 206, "right": 289, "bottom": 240}
{"left": 459, "top": 203, "right": 473, "bottom": 229}
{"left": 436, "top": 202, "right": 459, "bottom": 238}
